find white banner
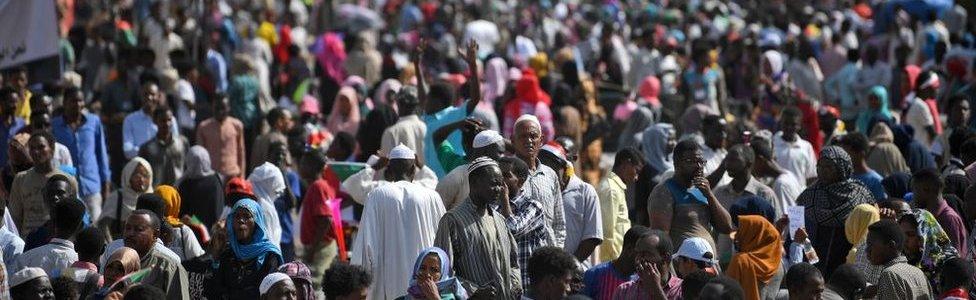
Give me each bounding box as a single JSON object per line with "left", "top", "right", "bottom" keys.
{"left": 0, "top": 0, "right": 60, "bottom": 69}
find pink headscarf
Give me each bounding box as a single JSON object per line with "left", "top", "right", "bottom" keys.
{"left": 374, "top": 79, "right": 402, "bottom": 111}
{"left": 638, "top": 76, "right": 661, "bottom": 107}
{"left": 315, "top": 33, "right": 347, "bottom": 84}
{"left": 484, "top": 58, "right": 509, "bottom": 105}
{"left": 327, "top": 86, "right": 361, "bottom": 136}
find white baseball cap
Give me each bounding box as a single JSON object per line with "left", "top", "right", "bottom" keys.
{"left": 672, "top": 237, "right": 716, "bottom": 264}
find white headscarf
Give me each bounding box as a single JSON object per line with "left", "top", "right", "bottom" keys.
{"left": 102, "top": 157, "right": 154, "bottom": 222}
{"left": 762, "top": 50, "right": 784, "bottom": 78}
{"left": 641, "top": 123, "right": 675, "bottom": 174}
{"left": 247, "top": 162, "right": 285, "bottom": 246}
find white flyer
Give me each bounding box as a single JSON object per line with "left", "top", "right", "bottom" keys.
{"left": 786, "top": 206, "right": 805, "bottom": 240}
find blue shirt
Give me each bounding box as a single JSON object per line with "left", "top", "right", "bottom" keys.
{"left": 422, "top": 102, "right": 469, "bottom": 177}
{"left": 52, "top": 113, "right": 111, "bottom": 197}
{"left": 0, "top": 117, "right": 25, "bottom": 167}
{"left": 854, "top": 170, "right": 887, "bottom": 201}
{"left": 121, "top": 110, "right": 180, "bottom": 160}
{"left": 206, "top": 49, "right": 228, "bottom": 92}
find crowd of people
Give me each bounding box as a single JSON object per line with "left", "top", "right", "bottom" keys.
{"left": 1, "top": 0, "right": 976, "bottom": 299}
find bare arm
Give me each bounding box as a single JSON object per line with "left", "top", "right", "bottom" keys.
{"left": 697, "top": 176, "right": 734, "bottom": 233}
{"left": 460, "top": 41, "right": 481, "bottom": 114}
{"left": 573, "top": 238, "right": 601, "bottom": 262}
{"left": 412, "top": 41, "right": 428, "bottom": 113}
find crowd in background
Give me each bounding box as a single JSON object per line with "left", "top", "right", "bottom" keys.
{"left": 1, "top": 0, "right": 976, "bottom": 299}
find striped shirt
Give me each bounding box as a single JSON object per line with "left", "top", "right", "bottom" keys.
{"left": 496, "top": 193, "right": 555, "bottom": 287}
{"left": 523, "top": 161, "right": 567, "bottom": 248}
{"left": 877, "top": 256, "right": 933, "bottom": 300}
{"left": 583, "top": 262, "right": 636, "bottom": 300}
{"left": 612, "top": 276, "right": 683, "bottom": 300}
{"left": 435, "top": 199, "right": 522, "bottom": 299}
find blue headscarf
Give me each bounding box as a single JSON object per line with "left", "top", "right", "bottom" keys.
{"left": 856, "top": 86, "right": 893, "bottom": 133}
{"left": 227, "top": 199, "right": 283, "bottom": 268}
{"left": 407, "top": 247, "right": 468, "bottom": 300}
{"left": 729, "top": 196, "right": 777, "bottom": 226}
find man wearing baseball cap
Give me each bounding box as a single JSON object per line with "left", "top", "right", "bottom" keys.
{"left": 673, "top": 237, "right": 719, "bottom": 278}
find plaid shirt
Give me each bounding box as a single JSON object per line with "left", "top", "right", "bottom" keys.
{"left": 0, "top": 249, "right": 9, "bottom": 300}
{"left": 497, "top": 192, "right": 555, "bottom": 287}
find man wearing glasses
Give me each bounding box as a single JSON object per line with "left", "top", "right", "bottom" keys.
{"left": 648, "top": 139, "right": 734, "bottom": 255}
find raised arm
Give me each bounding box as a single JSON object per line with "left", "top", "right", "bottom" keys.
{"left": 460, "top": 41, "right": 482, "bottom": 114}
{"left": 412, "top": 41, "right": 428, "bottom": 113}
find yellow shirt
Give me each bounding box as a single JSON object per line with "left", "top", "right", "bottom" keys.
{"left": 597, "top": 172, "right": 631, "bottom": 262}
{"left": 15, "top": 90, "right": 31, "bottom": 124}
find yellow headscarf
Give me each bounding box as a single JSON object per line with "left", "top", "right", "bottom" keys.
{"left": 529, "top": 53, "right": 549, "bottom": 78}
{"left": 845, "top": 204, "right": 880, "bottom": 263}
{"left": 256, "top": 21, "right": 279, "bottom": 46}
{"left": 155, "top": 185, "right": 183, "bottom": 227}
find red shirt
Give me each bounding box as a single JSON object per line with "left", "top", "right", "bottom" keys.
{"left": 300, "top": 176, "right": 338, "bottom": 245}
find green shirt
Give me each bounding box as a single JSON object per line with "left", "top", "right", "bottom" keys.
{"left": 437, "top": 141, "right": 467, "bottom": 175}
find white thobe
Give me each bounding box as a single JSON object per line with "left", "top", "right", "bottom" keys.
{"left": 351, "top": 181, "right": 446, "bottom": 300}
{"left": 341, "top": 166, "right": 438, "bottom": 205}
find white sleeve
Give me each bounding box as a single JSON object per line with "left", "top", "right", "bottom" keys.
{"left": 341, "top": 168, "right": 379, "bottom": 205}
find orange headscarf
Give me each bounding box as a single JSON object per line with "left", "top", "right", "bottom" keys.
{"left": 155, "top": 185, "right": 183, "bottom": 227}
{"left": 728, "top": 215, "right": 783, "bottom": 300}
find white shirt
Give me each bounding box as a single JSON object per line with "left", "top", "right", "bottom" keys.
{"left": 351, "top": 181, "right": 446, "bottom": 300}
{"left": 54, "top": 142, "right": 73, "bottom": 170}
{"left": 0, "top": 227, "right": 23, "bottom": 272}
{"left": 435, "top": 163, "right": 469, "bottom": 210}
{"left": 463, "top": 20, "right": 501, "bottom": 57}
{"left": 769, "top": 172, "right": 803, "bottom": 217}
{"left": 905, "top": 97, "right": 935, "bottom": 147}
{"left": 702, "top": 146, "right": 731, "bottom": 186}
{"left": 166, "top": 225, "right": 205, "bottom": 261}
{"left": 341, "top": 165, "right": 438, "bottom": 205}
{"left": 561, "top": 176, "right": 603, "bottom": 257}
{"left": 13, "top": 238, "right": 77, "bottom": 275}
{"left": 380, "top": 115, "right": 427, "bottom": 163}
{"left": 99, "top": 238, "right": 181, "bottom": 268}
{"left": 773, "top": 132, "right": 817, "bottom": 189}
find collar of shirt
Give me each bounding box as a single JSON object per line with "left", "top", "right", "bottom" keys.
{"left": 933, "top": 199, "right": 954, "bottom": 218}
{"left": 399, "top": 115, "right": 421, "bottom": 122}
{"left": 607, "top": 172, "right": 626, "bottom": 190}
{"left": 774, "top": 132, "right": 804, "bottom": 148}
{"left": 884, "top": 255, "right": 909, "bottom": 269}
{"left": 563, "top": 176, "right": 584, "bottom": 193}
{"left": 736, "top": 177, "right": 765, "bottom": 195}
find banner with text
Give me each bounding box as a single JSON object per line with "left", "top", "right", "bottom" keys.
{"left": 0, "top": 0, "right": 60, "bottom": 69}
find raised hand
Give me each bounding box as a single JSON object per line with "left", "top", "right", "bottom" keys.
{"left": 411, "top": 39, "right": 427, "bottom": 63}
{"left": 458, "top": 40, "right": 479, "bottom": 64}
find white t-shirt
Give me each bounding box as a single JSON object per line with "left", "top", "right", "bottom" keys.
{"left": 773, "top": 132, "right": 817, "bottom": 189}
{"left": 770, "top": 172, "right": 803, "bottom": 217}
{"left": 905, "top": 97, "right": 935, "bottom": 147}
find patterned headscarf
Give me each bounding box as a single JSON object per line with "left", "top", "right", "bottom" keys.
{"left": 278, "top": 262, "right": 314, "bottom": 300}
{"left": 904, "top": 209, "right": 959, "bottom": 288}
{"left": 796, "top": 147, "right": 874, "bottom": 227}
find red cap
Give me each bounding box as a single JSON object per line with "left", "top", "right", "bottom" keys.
{"left": 225, "top": 177, "right": 255, "bottom": 198}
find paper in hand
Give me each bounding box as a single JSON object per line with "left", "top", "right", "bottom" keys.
{"left": 786, "top": 206, "right": 805, "bottom": 240}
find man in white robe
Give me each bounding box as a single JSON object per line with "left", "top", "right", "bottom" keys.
{"left": 350, "top": 144, "right": 447, "bottom": 299}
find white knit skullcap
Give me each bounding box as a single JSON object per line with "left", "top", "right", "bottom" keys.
{"left": 467, "top": 157, "right": 499, "bottom": 176}
{"left": 260, "top": 273, "right": 293, "bottom": 295}
{"left": 514, "top": 114, "right": 541, "bottom": 129}
{"left": 473, "top": 130, "right": 504, "bottom": 148}
{"left": 389, "top": 144, "right": 416, "bottom": 160}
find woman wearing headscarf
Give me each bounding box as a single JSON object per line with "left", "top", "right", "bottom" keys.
{"left": 637, "top": 75, "right": 662, "bottom": 110}
{"left": 215, "top": 198, "right": 284, "bottom": 299}
{"left": 503, "top": 69, "right": 554, "bottom": 140}
{"left": 796, "top": 146, "right": 874, "bottom": 276}
{"left": 176, "top": 146, "right": 225, "bottom": 228}
{"left": 248, "top": 162, "right": 286, "bottom": 247}
{"left": 97, "top": 247, "right": 141, "bottom": 296}
{"left": 617, "top": 106, "right": 655, "bottom": 150}
{"left": 756, "top": 50, "right": 791, "bottom": 130}
{"left": 357, "top": 104, "right": 400, "bottom": 162}
{"left": 397, "top": 247, "right": 468, "bottom": 300}
{"left": 278, "top": 261, "right": 315, "bottom": 300}
{"left": 326, "top": 86, "right": 361, "bottom": 136}
{"left": 866, "top": 123, "right": 910, "bottom": 177}
{"left": 728, "top": 215, "right": 783, "bottom": 300}
{"left": 890, "top": 122, "right": 936, "bottom": 172}
{"left": 900, "top": 209, "right": 960, "bottom": 289}
{"left": 856, "top": 86, "right": 895, "bottom": 134}
{"left": 844, "top": 204, "right": 883, "bottom": 284}
{"left": 374, "top": 79, "right": 402, "bottom": 111}
{"left": 633, "top": 123, "right": 676, "bottom": 225}
{"left": 155, "top": 185, "right": 205, "bottom": 260}
{"left": 313, "top": 33, "right": 347, "bottom": 115}
{"left": 100, "top": 157, "right": 153, "bottom": 240}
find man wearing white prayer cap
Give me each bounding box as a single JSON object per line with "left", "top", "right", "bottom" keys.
{"left": 436, "top": 129, "right": 507, "bottom": 209}
{"left": 10, "top": 267, "right": 53, "bottom": 299}
{"left": 512, "top": 114, "right": 567, "bottom": 248}
{"left": 341, "top": 144, "right": 439, "bottom": 205}
{"left": 350, "top": 143, "right": 447, "bottom": 299}
{"left": 260, "top": 272, "right": 297, "bottom": 300}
